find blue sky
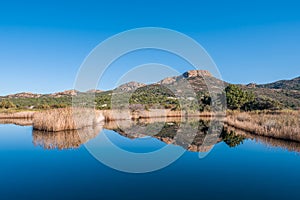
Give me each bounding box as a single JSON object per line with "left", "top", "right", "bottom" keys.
{"left": 0, "top": 0, "right": 300, "bottom": 95}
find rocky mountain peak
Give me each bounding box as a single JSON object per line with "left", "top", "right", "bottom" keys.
{"left": 182, "top": 70, "right": 212, "bottom": 78}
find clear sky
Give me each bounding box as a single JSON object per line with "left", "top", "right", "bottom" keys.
{"left": 0, "top": 0, "right": 300, "bottom": 95}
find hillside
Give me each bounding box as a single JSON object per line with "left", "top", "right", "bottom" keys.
{"left": 243, "top": 76, "right": 300, "bottom": 109}
{"left": 257, "top": 76, "right": 300, "bottom": 90}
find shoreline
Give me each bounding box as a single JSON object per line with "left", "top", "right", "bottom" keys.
{"left": 0, "top": 111, "right": 35, "bottom": 119}
{"left": 0, "top": 108, "right": 299, "bottom": 144}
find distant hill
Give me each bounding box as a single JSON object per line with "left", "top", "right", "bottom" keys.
{"left": 243, "top": 76, "right": 300, "bottom": 109}
{"left": 257, "top": 76, "right": 300, "bottom": 90}
{"left": 6, "top": 92, "right": 42, "bottom": 98}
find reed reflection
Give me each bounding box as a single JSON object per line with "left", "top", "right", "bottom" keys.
{"left": 0, "top": 118, "right": 33, "bottom": 126}
{"left": 32, "top": 125, "right": 103, "bottom": 150}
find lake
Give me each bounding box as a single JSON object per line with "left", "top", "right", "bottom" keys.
{"left": 1, "top": 119, "right": 300, "bottom": 200}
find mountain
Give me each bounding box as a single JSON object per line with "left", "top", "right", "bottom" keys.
{"left": 1, "top": 70, "right": 300, "bottom": 110}
{"left": 243, "top": 76, "right": 300, "bottom": 108}
{"left": 257, "top": 76, "right": 300, "bottom": 91}
{"left": 115, "top": 81, "right": 146, "bottom": 92}
{"left": 157, "top": 70, "right": 226, "bottom": 94}
{"left": 4, "top": 90, "right": 79, "bottom": 99}
{"left": 129, "top": 71, "right": 300, "bottom": 109}
{"left": 6, "top": 92, "right": 42, "bottom": 98}
{"left": 48, "top": 90, "right": 79, "bottom": 97}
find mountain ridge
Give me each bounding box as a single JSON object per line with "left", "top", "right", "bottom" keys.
{"left": 2, "top": 70, "right": 300, "bottom": 109}
{"left": 3, "top": 71, "right": 299, "bottom": 97}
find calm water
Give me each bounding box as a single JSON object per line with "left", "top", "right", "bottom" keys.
{"left": 1, "top": 120, "right": 300, "bottom": 200}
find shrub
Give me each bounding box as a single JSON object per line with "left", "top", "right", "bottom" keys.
{"left": 0, "top": 100, "right": 16, "bottom": 109}
{"left": 243, "top": 96, "right": 283, "bottom": 111}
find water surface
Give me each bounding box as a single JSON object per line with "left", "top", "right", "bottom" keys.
{"left": 1, "top": 120, "right": 300, "bottom": 200}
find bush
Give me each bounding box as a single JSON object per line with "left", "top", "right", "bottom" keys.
{"left": 0, "top": 100, "right": 16, "bottom": 109}
{"left": 243, "top": 96, "right": 283, "bottom": 111}
{"left": 37, "top": 104, "right": 51, "bottom": 109}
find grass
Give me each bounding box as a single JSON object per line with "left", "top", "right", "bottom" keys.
{"left": 226, "top": 110, "right": 300, "bottom": 142}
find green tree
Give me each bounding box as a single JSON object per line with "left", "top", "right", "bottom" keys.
{"left": 225, "top": 85, "right": 254, "bottom": 110}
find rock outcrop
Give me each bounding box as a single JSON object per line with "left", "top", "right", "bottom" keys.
{"left": 159, "top": 77, "right": 177, "bottom": 85}
{"left": 116, "top": 81, "right": 146, "bottom": 92}
{"left": 49, "top": 90, "right": 78, "bottom": 97}
{"left": 7, "top": 92, "right": 41, "bottom": 98}
{"left": 86, "top": 89, "right": 103, "bottom": 93}
{"left": 182, "top": 70, "right": 212, "bottom": 78}
{"left": 246, "top": 83, "right": 257, "bottom": 88}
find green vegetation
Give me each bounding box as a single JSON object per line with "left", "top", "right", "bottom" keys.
{"left": 0, "top": 96, "right": 71, "bottom": 110}
{"left": 0, "top": 100, "right": 16, "bottom": 109}
{"left": 243, "top": 96, "right": 283, "bottom": 111}
{"left": 129, "top": 85, "right": 180, "bottom": 110}
{"left": 225, "top": 84, "right": 254, "bottom": 110}
{"left": 94, "top": 85, "right": 212, "bottom": 112}
{"left": 245, "top": 87, "right": 300, "bottom": 109}
{"left": 0, "top": 85, "right": 287, "bottom": 113}
{"left": 225, "top": 85, "right": 284, "bottom": 111}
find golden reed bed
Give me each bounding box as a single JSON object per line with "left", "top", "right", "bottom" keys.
{"left": 226, "top": 110, "right": 300, "bottom": 142}
{"left": 0, "top": 118, "right": 33, "bottom": 126}
{"left": 0, "top": 111, "right": 35, "bottom": 119}
{"left": 33, "top": 108, "right": 104, "bottom": 132}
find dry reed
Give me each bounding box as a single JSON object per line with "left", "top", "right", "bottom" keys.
{"left": 33, "top": 107, "right": 104, "bottom": 131}
{"left": 226, "top": 110, "right": 300, "bottom": 142}
{"left": 0, "top": 111, "right": 35, "bottom": 119}
{"left": 0, "top": 118, "right": 33, "bottom": 126}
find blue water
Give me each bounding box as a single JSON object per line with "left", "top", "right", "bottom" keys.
{"left": 1, "top": 124, "right": 300, "bottom": 200}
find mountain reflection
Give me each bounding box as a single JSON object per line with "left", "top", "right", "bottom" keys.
{"left": 105, "top": 118, "right": 222, "bottom": 152}
{"left": 30, "top": 118, "right": 300, "bottom": 153}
